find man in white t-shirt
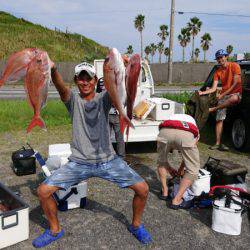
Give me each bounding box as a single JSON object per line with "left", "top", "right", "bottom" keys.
{"left": 156, "top": 114, "right": 200, "bottom": 209}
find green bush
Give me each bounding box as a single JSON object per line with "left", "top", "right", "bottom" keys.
{"left": 162, "top": 92, "right": 192, "bottom": 104}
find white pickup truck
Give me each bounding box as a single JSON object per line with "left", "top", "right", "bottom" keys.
{"left": 94, "top": 59, "right": 185, "bottom": 142}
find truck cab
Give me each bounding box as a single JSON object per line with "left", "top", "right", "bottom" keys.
{"left": 94, "top": 59, "right": 185, "bottom": 142}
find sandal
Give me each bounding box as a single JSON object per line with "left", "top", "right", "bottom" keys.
{"left": 128, "top": 224, "right": 152, "bottom": 245}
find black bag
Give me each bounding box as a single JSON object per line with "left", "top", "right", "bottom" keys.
{"left": 11, "top": 144, "right": 36, "bottom": 176}
{"left": 205, "top": 157, "right": 248, "bottom": 186}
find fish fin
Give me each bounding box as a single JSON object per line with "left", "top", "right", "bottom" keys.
{"left": 119, "top": 115, "right": 134, "bottom": 136}
{"left": 0, "top": 79, "right": 4, "bottom": 87}
{"left": 26, "top": 116, "right": 46, "bottom": 133}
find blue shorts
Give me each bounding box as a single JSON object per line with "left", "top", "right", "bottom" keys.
{"left": 43, "top": 156, "right": 144, "bottom": 190}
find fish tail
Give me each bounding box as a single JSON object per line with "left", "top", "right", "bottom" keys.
{"left": 125, "top": 127, "right": 130, "bottom": 142}
{"left": 27, "top": 116, "right": 46, "bottom": 133}
{"left": 119, "top": 115, "right": 126, "bottom": 135}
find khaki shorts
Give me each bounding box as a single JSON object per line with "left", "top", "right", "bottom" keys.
{"left": 216, "top": 93, "right": 242, "bottom": 121}
{"left": 157, "top": 128, "right": 200, "bottom": 181}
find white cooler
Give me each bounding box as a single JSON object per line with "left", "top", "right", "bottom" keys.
{"left": 0, "top": 182, "right": 29, "bottom": 249}
{"left": 191, "top": 169, "right": 211, "bottom": 196}
{"left": 148, "top": 97, "right": 185, "bottom": 121}
{"left": 212, "top": 197, "right": 243, "bottom": 235}
{"left": 43, "top": 143, "right": 88, "bottom": 211}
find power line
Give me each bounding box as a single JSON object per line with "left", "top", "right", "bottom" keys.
{"left": 9, "top": 8, "right": 169, "bottom": 15}
{"left": 176, "top": 10, "right": 250, "bottom": 18}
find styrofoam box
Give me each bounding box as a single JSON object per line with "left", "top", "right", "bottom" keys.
{"left": 212, "top": 197, "right": 243, "bottom": 235}
{"left": 0, "top": 182, "right": 29, "bottom": 249}
{"left": 148, "top": 97, "right": 185, "bottom": 121}
{"left": 49, "top": 143, "right": 72, "bottom": 158}
{"left": 191, "top": 169, "right": 211, "bottom": 196}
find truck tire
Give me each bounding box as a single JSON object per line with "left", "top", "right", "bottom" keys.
{"left": 231, "top": 117, "right": 250, "bottom": 151}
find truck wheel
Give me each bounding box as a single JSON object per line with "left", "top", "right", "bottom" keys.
{"left": 231, "top": 118, "right": 250, "bottom": 150}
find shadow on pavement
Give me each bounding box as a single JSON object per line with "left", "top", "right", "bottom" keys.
{"left": 84, "top": 199, "right": 130, "bottom": 227}
{"left": 29, "top": 198, "right": 131, "bottom": 229}
{"left": 189, "top": 208, "right": 212, "bottom": 227}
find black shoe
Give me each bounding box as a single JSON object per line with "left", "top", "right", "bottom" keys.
{"left": 158, "top": 191, "right": 171, "bottom": 201}
{"left": 168, "top": 199, "right": 193, "bottom": 210}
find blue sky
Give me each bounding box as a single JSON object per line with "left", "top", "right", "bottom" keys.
{"left": 1, "top": 0, "right": 250, "bottom": 62}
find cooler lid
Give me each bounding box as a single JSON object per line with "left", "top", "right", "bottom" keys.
{"left": 198, "top": 169, "right": 211, "bottom": 179}
{"left": 148, "top": 97, "right": 172, "bottom": 104}
{"left": 213, "top": 197, "right": 242, "bottom": 212}
{"left": 49, "top": 143, "right": 72, "bottom": 157}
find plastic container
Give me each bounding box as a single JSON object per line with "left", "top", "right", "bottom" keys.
{"left": 212, "top": 197, "right": 243, "bottom": 235}
{"left": 148, "top": 97, "right": 185, "bottom": 121}
{"left": 191, "top": 169, "right": 211, "bottom": 196}
{"left": 0, "top": 182, "right": 29, "bottom": 249}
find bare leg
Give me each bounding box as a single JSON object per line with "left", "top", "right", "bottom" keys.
{"left": 129, "top": 181, "right": 149, "bottom": 228}
{"left": 215, "top": 120, "right": 224, "bottom": 145}
{"left": 37, "top": 184, "right": 61, "bottom": 233}
{"left": 209, "top": 94, "right": 240, "bottom": 113}
{"left": 172, "top": 177, "right": 193, "bottom": 205}
{"left": 157, "top": 166, "right": 170, "bottom": 196}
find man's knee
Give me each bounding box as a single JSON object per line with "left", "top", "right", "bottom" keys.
{"left": 37, "top": 184, "right": 57, "bottom": 200}
{"left": 230, "top": 94, "right": 240, "bottom": 105}
{"left": 132, "top": 181, "right": 149, "bottom": 199}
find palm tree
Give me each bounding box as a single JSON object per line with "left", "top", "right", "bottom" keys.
{"left": 157, "top": 42, "right": 164, "bottom": 63}
{"left": 134, "top": 14, "right": 145, "bottom": 58}
{"left": 149, "top": 43, "right": 157, "bottom": 63}
{"left": 226, "top": 45, "right": 233, "bottom": 56}
{"left": 177, "top": 28, "right": 191, "bottom": 63}
{"left": 164, "top": 47, "right": 169, "bottom": 63}
{"left": 200, "top": 33, "right": 212, "bottom": 62}
{"left": 144, "top": 46, "right": 151, "bottom": 62}
{"left": 126, "top": 45, "right": 133, "bottom": 55}
{"left": 187, "top": 17, "right": 202, "bottom": 62}
{"left": 194, "top": 48, "right": 200, "bottom": 62}
{"left": 157, "top": 25, "right": 169, "bottom": 44}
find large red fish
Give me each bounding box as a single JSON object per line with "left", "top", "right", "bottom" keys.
{"left": 125, "top": 54, "right": 141, "bottom": 138}
{"left": 25, "top": 51, "right": 50, "bottom": 133}
{"left": 103, "top": 48, "right": 133, "bottom": 134}
{"left": 0, "top": 48, "right": 40, "bottom": 87}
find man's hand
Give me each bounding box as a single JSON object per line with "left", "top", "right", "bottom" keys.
{"left": 198, "top": 90, "right": 203, "bottom": 96}
{"left": 217, "top": 94, "right": 224, "bottom": 100}
{"left": 47, "top": 55, "right": 55, "bottom": 69}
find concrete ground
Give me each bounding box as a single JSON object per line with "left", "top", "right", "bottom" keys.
{"left": 0, "top": 127, "right": 249, "bottom": 250}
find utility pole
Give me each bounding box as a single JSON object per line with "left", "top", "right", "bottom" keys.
{"left": 168, "top": 0, "right": 175, "bottom": 84}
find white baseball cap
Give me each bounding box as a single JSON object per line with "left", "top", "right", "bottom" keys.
{"left": 74, "top": 62, "right": 96, "bottom": 78}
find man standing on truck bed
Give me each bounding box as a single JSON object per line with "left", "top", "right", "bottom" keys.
{"left": 32, "top": 60, "right": 152, "bottom": 248}
{"left": 199, "top": 49, "right": 242, "bottom": 151}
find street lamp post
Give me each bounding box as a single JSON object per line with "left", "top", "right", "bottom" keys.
{"left": 168, "top": 0, "right": 175, "bottom": 84}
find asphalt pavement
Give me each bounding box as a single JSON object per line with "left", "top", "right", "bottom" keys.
{"left": 0, "top": 85, "right": 199, "bottom": 99}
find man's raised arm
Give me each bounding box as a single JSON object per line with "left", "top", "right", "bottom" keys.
{"left": 49, "top": 59, "right": 70, "bottom": 102}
